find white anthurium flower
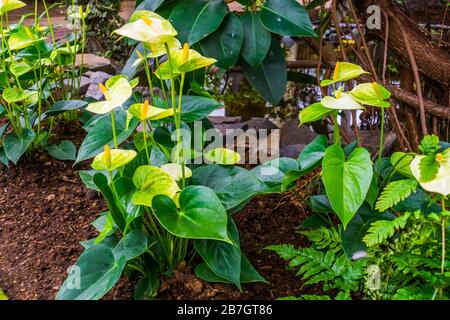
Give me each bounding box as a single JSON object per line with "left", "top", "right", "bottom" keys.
{"left": 321, "top": 91, "right": 364, "bottom": 110}
{"left": 410, "top": 150, "right": 450, "bottom": 196}
{"left": 132, "top": 38, "right": 182, "bottom": 68}
{"left": 160, "top": 163, "right": 193, "bottom": 181}
{"left": 86, "top": 77, "right": 132, "bottom": 114}
{"left": 114, "top": 13, "right": 177, "bottom": 44}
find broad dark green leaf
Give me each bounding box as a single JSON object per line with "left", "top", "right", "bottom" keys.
{"left": 195, "top": 218, "right": 242, "bottom": 289}
{"left": 299, "top": 102, "right": 333, "bottom": 125}
{"left": 169, "top": 0, "right": 229, "bottom": 45}
{"left": 152, "top": 185, "right": 231, "bottom": 242}
{"left": 93, "top": 173, "right": 127, "bottom": 231}
{"left": 76, "top": 110, "right": 139, "bottom": 164}
{"left": 191, "top": 165, "right": 277, "bottom": 213}
{"left": 179, "top": 96, "right": 223, "bottom": 122}
{"left": 240, "top": 11, "right": 271, "bottom": 66}
{"left": 0, "top": 147, "right": 8, "bottom": 166}
{"left": 310, "top": 195, "right": 333, "bottom": 213}
{"left": 45, "top": 100, "right": 88, "bottom": 116}
{"left": 79, "top": 170, "right": 110, "bottom": 191}
{"left": 297, "top": 134, "right": 328, "bottom": 171}
{"left": 322, "top": 145, "right": 373, "bottom": 229}
{"left": 112, "top": 230, "right": 148, "bottom": 261}
{"left": 46, "top": 140, "right": 76, "bottom": 161}
{"left": 135, "top": 0, "right": 165, "bottom": 11}
{"left": 365, "top": 174, "right": 379, "bottom": 209}
{"left": 121, "top": 43, "right": 144, "bottom": 79}
{"left": 56, "top": 245, "right": 126, "bottom": 300}
{"left": 260, "top": 0, "right": 316, "bottom": 37}
{"left": 4, "top": 129, "right": 35, "bottom": 164}
{"left": 200, "top": 13, "right": 243, "bottom": 69}
{"left": 251, "top": 157, "right": 299, "bottom": 187}
{"left": 341, "top": 215, "right": 372, "bottom": 259}
{"left": 134, "top": 272, "right": 160, "bottom": 300}
{"left": 241, "top": 36, "right": 287, "bottom": 105}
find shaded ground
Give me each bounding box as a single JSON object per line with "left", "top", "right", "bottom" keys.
{"left": 0, "top": 122, "right": 320, "bottom": 300}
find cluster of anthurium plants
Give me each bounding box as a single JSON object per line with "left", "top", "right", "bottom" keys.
{"left": 56, "top": 9, "right": 304, "bottom": 300}
{"left": 267, "top": 62, "right": 450, "bottom": 300}
{"left": 0, "top": 0, "right": 89, "bottom": 165}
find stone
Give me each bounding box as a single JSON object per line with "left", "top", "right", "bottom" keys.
{"left": 280, "top": 118, "right": 317, "bottom": 147}
{"left": 244, "top": 117, "right": 279, "bottom": 132}
{"left": 208, "top": 116, "right": 242, "bottom": 125}
{"left": 76, "top": 53, "right": 115, "bottom": 74}
{"left": 85, "top": 71, "right": 112, "bottom": 100}
{"left": 280, "top": 144, "right": 306, "bottom": 159}
{"left": 63, "top": 76, "right": 90, "bottom": 95}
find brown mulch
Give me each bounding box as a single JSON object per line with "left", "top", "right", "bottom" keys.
{"left": 0, "top": 123, "right": 319, "bottom": 300}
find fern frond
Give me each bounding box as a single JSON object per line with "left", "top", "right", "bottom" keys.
{"left": 265, "top": 244, "right": 300, "bottom": 260}
{"left": 363, "top": 212, "right": 411, "bottom": 246}
{"left": 299, "top": 227, "right": 341, "bottom": 252}
{"left": 375, "top": 179, "right": 417, "bottom": 212}
{"left": 393, "top": 285, "right": 435, "bottom": 300}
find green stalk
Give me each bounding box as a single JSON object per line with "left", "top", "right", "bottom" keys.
{"left": 142, "top": 120, "right": 150, "bottom": 164}
{"left": 440, "top": 197, "right": 447, "bottom": 299}
{"left": 155, "top": 58, "right": 167, "bottom": 102}
{"left": 110, "top": 111, "right": 118, "bottom": 149}
{"left": 77, "top": 5, "right": 87, "bottom": 94}
{"left": 142, "top": 46, "right": 155, "bottom": 102}
{"left": 178, "top": 73, "right": 186, "bottom": 189}
{"left": 377, "top": 109, "right": 386, "bottom": 178}
{"left": 333, "top": 111, "right": 340, "bottom": 145}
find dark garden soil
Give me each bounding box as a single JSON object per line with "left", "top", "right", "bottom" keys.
{"left": 0, "top": 123, "right": 320, "bottom": 300}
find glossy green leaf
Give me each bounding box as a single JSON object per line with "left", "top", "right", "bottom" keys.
{"left": 75, "top": 110, "right": 139, "bottom": 164}
{"left": 242, "top": 36, "right": 286, "bottom": 105}
{"left": 160, "top": 163, "right": 193, "bottom": 181}
{"left": 4, "top": 129, "right": 36, "bottom": 164}
{"left": 152, "top": 185, "right": 231, "bottom": 242}
{"left": 8, "top": 27, "right": 41, "bottom": 50}
{"left": 251, "top": 157, "right": 299, "bottom": 187}
{"left": 10, "top": 60, "right": 33, "bottom": 77}
{"left": 341, "top": 215, "right": 372, "bottom": 259}
{"left": 205, "top": 147, "right": 240, "bottom": 165}
{"left": 129, "top": 103, "right": 174, "bottom": 121}
{"left": 391, "top": 152, "right": 414, "bottom": 179}
{"left": 2, "top": 87, "right": 38, "bottom": 105}
{"left": 240, "top": 11, "right": 271, "bottom": 67}
{"left": 195, "top": 218, "right": 241, "bottom": 288}
{"left": 260, "top": 0, "right": 316, "bottom": 37}
{"left": 322, "top": 144, "right": 373, "bottom": 229}
{"left": 56, "top": 246, "right": 126, "bottom": 300}
{"left": 94, "top": 212, "right": 116, "bottom": 245}
{"left": 298, "top": 134, "right": 328, "bottom": 171}
{"left": 132, "top": 165, "right": 180, "bottom": 206}
{"left": 46, "top": 100, "right": 88, "bottom": 116}
{"left": 200, "top": 13, "right": 243, "bottom": 69}
{"left": 169, "top": 0, "right": 229, "bottom": 45}
{"left": 112, "top": 230, "right": 148, "bottom": 261}
{"left": 299, "top": 102, "right": 333, "bottom": 125}
{"left": 180, "top": 96, "right": 223, "bottom": 122}
{"left": 0, "top": 0, "right": 25, "bottom": 15}
{"left": 0, "top": 147, "right": 8, "bottom": 166}
{"left": 46, "top": 140, "right": 77, "bottom": 161}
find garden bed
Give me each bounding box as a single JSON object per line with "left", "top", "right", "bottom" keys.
{"left": 0, "top": 125, "right": 318, "bottom": 300}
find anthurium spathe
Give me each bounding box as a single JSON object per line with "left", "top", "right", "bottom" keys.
{"left": 132, "top": 39, "right": 182, "bottom": 68}
{"left": 114, "top": 10, "right": 177, "bottom": 44}
{"left": 132, "top": 165, "right": 180, "bottom": 207}
{"left": 8, "top": 26, "right": 42, "bottom": 50}
{"left": 155, "top": 43, "right": 217, "bottom": 80}
{"left": 161, "top": 163, "right": 193, "bottom": 181}
{"left": 86, "top": 78, "right": 132, "bottom": 114}
{"left": 321, "top": 62, "right": 370, "bottom": 86}
{"left": 321, "top": 90, "right": 364, "bottom": 110}
{"left": 0, "top": 0, "right": 26, "bottom": 15}
{"left": 410, "top": 150, "right": 450, "bottom": 196}
{"left": 350, "top": 82, "right": 391, "bottom": 108}
{"left": 91, "top": 145, "right": 137, "bottom": 172}
{"left": 128, "top": 100, "right": 174, "bottom": 121}
{"left": 205, "top": 148, "right": 241, "bottom": 165}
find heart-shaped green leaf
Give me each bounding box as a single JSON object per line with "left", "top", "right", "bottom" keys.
{"left": 298, "top": 134, "right": 328, "bottom": 171}
{"left": 200, "top": 13, "right": 243, "bottom": 69}
{"left": 46, "top": 100, "right": 88, "bottom": 116}
{"left": 195, "top": 218, "right": 242, "bottom": 289}
{"left": 46, "top": 140, "right": 77, "bottom": 161}
{"left": 260, "top": 0, "right": 316, "bottom": 37}
{"left": 322, "top": 144, "right": 373, "bottom": 228}
{"left": 179, "top": 96, "right": 223, "bottom": 122}
{"left": 4, "top": 129, "right": 36, "bottom": 164}
{"left": 240, "top": 11, "right": 271, "bottom": 66}
{"left": 299, "top": 102, "right": 333, "bottom": 125}
{"left": 152, "top": 185, "right": 231, "bottom": 243}
{"left": 56, "top": 245, "right": 126, "bottom": 300}
{"left": 112, "top": 230, "right": 148, "bottom": 261}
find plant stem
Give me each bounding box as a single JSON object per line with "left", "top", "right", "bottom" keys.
{"left": 333, "top": 111, "right": 340, "bottom": 145}
{"left": 110, "top": 111, "right": 118, "bottom": 149}
{"left": 142, "top": 46, "right": 155, "bottom": 102}
{"left": 440, "top": 197, "right": 447, "bottom": 299}
{"left": 377, "top": 109, "right": 386, "bottom": 178}
{"left": 142, "top": 120, "right": 150, "bottom": 164}
{"left": 178, "top": 73, "right": 186, "bottom": 189}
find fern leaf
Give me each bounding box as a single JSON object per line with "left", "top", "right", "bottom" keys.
{"left": 363, "top": 212, "right": 411, "bottom": 246}
{"left": 375, "top": 179, "right": 417, "bottom": 212}
{"left": 299, "top": 227, "right": 341, "bottom": 252}
{"left": 265, "top": 244, "right": 300, "bottom": 260}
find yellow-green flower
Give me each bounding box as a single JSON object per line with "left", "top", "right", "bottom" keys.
{"left": 114, "top": 10, "right": 177, "bottom": 45}
{"left": 92, "top": 145, "right": 137, "bottom": 171}
{"left": 160, "top": 163, "right": 193, "bottom": 181}
{"left": 86, "top": 77, "right": 132, "bottom": 114}
{"left": 410, "top": 150, "right": 450, "bottom": 196}
{"left": 128, "top": 100, "right": 174, "bottom": 121}
{"left": 155, "top": 43, "right": 217, "bottom": 79}
{"left": 0, "top": 0, "right": 25, "bottom": 15}
{"left": 321, "top": 89, "right": 364, "bottom": 110}
{"left": 132, "top": 38, "right": 182, "bottom": 68}
{"left": 321, "top": 62, "right": 370, "bottom": 87}
{"left": 350, "top": 82, "right": 391, "bottom": 108}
